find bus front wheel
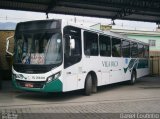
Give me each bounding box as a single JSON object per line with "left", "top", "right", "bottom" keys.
{"left": 84, "top": 74, "right": 92, "bottom": 96}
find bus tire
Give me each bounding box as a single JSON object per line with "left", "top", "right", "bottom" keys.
{"left": 129, "top": 70, "right": 136, "bottom": 85}
{"left": 84, "top": 74, "right": 92, "bottom": 96}
{"left": 92, "top": 80, "right": 97, "bottom": 93}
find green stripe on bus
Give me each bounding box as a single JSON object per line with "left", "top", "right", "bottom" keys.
{"left": 124, "top": 59, "right": 136, "bottom": 73}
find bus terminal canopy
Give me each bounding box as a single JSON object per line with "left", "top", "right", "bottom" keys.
{"left": 0, "top": 0, "right": 160, "bottom": 23}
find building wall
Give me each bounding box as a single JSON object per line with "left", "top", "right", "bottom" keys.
{"left": 0, "top": 30, "right": 14, "bottom": 70}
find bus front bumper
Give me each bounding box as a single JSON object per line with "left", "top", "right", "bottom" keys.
{"left": 12, "top": 77, "right": 63, "bottom": 92}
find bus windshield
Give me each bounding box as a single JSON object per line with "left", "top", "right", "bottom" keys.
{"left": 14, "top": 31, "right": 62, "bottom": 65}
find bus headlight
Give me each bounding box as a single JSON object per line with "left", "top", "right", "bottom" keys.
{"left": 47, "top": 71, "right": 61, "bottom": 83}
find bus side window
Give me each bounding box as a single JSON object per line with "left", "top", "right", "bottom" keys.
{"left": 63, "top": 26, "right": 82, "bottom": 68}
{"left": 99, "top": 35, "right": 111, "bottom": 56}
{"left": 144, "top": 45, "right": 149, "bottom": 58}
{"left": 122, "top": 40, "right": 130, "bottom": 57}
{"left": 131, "top": 42, "right": 138, "bottom": 58}
{"left": 84, "top": 31, "right": 98, "bottom": 56}
{"left": 138, "top": 43, "right": 144, "bottom": 58}
{"left": 112, "top": 37, "right": 121, "bottom": 57}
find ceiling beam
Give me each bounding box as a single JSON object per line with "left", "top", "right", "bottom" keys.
{"left": 45, "top": 0, "right": 58, "bottom": 15}
{"left": 61, "top": 0, "right": 160, "bottom": 13}
{"left": 112, "top": 8, "right": 137, "bottom": 20}
{"left": 50, "top": 6, "right": 160, "bottom": 23}
{"left": 1, "top": 0, "right": 160, "bottom": 23}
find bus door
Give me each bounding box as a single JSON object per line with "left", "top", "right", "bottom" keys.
{"left": 101, "top": 60, "right": 110, "bottom": 85}
{"left": 109, "top": 58, "right": 124, "bottom": 83}
{"left": 109, "top": 37, "right": 124, "bottom": 83}
{"left": 63, "top": 26, "right": 82, "bottom": 91}
{"left": 99, "top": 35, "right": 111, "bottom": 85}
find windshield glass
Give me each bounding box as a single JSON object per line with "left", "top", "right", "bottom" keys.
{"left": 14, "top": 32, "right": 62, "bottom": 65}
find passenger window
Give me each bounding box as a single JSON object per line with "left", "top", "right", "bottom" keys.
{"left": 63, "top": 26, "right": 82, "bottom": 68}
{"left": 84, "top": 31, "right": 98, "bottom": 56}
{"left": 138, "top": 44, "right": 144, "bottom": 58}
{"left": 144, "top": 45, "right": 149, "bottom": 58}
{"left": 99, "top": 35, "right": 111, "bottom": 56}
{"left": 131, "top": 42, "right": 138, "bottom": 58}
{"left": 112, "top": 37, "right": 121, "bottom": 57}
{"left": 122, "top": 40, "right": 130, "bottom": 57}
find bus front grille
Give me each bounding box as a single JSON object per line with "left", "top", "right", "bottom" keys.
{"left": 16, "top": 80, "right": 45, "bottom": 88}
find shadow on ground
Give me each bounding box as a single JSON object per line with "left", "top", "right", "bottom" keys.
{"left": 14, "top": 82, "right": 131, "bottom": 102}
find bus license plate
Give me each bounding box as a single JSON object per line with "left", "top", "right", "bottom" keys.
{"left": 25, "top": 83, "right": 33, "bottom": 88}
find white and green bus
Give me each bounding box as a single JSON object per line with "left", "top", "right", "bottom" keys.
{"left": 6, "top": 19, "right": 149, "bottom": 95}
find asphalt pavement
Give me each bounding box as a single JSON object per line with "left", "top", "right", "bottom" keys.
{"left": 0, "top": 76, "right": 160, "bottom": 119}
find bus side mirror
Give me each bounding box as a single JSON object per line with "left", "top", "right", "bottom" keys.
{"left": 69, "top": 36, "right": 75, "bottom": 49}
{"left": 6, "top": 36, "right": 14, "bottom": 56}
